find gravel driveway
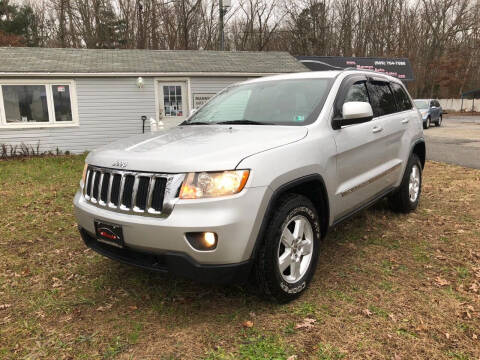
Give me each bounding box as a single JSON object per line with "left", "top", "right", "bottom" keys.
{"left": 424, "top": 115, "right": 480, "bottom": 169}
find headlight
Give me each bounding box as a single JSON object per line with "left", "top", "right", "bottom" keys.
{"left": 179, "top": 170, "right": 250, "bottom": 199}
{"left": 81, "top": 163, "right": 88, "bottom": 187}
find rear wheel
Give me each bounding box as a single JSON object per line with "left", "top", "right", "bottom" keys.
{"left": 389, "top": 154, "right": 422, "bottom": 213}
{"left": 435, "top": 115, "right": 442, "bottom": 127}
{"left": 254, "top": 194, "right": 321, "bottom": 303}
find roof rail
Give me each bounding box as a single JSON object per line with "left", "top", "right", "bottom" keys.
{"left": 341, "top": 67, "right": 388, "bottom": 76}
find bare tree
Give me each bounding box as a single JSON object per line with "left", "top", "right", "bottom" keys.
{"left": 8, "top": 0, "right": 480, "bottom": 97}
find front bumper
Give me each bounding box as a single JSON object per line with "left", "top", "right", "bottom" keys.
{"left": 73, "top": 186, "right": 271, "bottom": 266}
{"left": 79, "top": 228, "right": 252, "bottom": 283}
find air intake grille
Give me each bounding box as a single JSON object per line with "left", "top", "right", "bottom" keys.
{"left": 83, "top": 166, "right": 184, "bottom": 216}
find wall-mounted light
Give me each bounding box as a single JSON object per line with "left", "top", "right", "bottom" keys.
{"left": 136, "top": 77, "right": 144, "bottom": 88}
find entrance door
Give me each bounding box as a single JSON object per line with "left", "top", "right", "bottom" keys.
{"left": 158, "top": 81, "right": 188, "bottom": 125}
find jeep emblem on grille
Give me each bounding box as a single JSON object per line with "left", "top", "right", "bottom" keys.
{"left": 112, "top": 160, "right": 128, "bottom": 168}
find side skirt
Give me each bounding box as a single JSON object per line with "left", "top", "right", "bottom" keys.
{"left": 331, "top": 187, "right": 395, "bottom": 227}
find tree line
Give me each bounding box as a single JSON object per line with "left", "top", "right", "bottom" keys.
{"left": 1, "top": 0, "right": 479, "bottom": 98}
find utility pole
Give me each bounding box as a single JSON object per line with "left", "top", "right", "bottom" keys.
{"left": 219, "top": 0, "right": 225, "bottom": 51}
{"left": 219, "top": 0, "right": 231, "bottom": 51}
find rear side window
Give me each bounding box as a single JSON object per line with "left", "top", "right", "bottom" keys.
{"left": 366, "top": 82, "right": 397, "bottom": 117}
{"left": 390, "top": 83, "right": 413, "bottom": 111}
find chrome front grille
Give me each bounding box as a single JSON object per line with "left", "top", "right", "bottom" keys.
{"left": 83, "top": 166, "right": 185, "bottom": 217}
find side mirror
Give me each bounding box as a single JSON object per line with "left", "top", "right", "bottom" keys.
{"left": 332, "top": 102, "right": 374, "bottom": 130}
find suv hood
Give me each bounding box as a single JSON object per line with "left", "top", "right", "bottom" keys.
{"left": 87, "top": 125, "right": 308, "bottom": 173}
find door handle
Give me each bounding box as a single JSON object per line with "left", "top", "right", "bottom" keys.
{"left": 401, "top": 119, "right": 409, "bottom": 124}
{"left": 372, "top": 126, "right": 383, "bottom": 133}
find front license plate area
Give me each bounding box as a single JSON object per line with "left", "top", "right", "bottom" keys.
{"left": 94, "top": 220, "right": 124, "bottom": 248}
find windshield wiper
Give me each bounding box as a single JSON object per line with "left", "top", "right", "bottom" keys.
{"left": 181, "top": 121, "right": 212, "bottom": 125}
{"left": 215, "top": 120, "right": 271, "bottom": 125}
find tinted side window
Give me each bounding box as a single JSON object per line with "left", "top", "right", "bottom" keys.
{"left": 344, "top": 81, "right": 369, "bottom": 103}
{"left": 390, "top": 83, "right": 413, "bottom": 112}
{"left": 366, "top": 82, "right": 397, "bottom": 117}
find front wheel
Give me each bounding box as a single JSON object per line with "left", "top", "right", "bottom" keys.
{"left": 254, "top": 194, "right": 321, "bottom": 303}
{"left": 389, "top": 154, "right": 423, "bottom": 213}
{"left": 423, "top": 117, "right": 431, "bottom": 129}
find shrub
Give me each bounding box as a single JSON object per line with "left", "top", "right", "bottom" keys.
{"left": 0, "top": 142, "right": 69, "bottom": 159}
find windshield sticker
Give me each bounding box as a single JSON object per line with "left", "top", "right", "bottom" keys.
{"left": 295, "top": 115, "right": 305, "bottom": 122}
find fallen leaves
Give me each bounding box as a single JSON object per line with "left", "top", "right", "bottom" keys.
{"left": 294, "top": 318, "right": 316, "bottom": 330}
{"left": 468, "top": 270, "right": 480, "bottom": 294}
{"left": 51, "top": 277, "right": 63, "bottom": 288}
{"left": 242, "top": 320, "right": 254, "bottom": 328}
{"left": 0, "top": 315, "right": 11, "bottom": 325}
{"left": 460, "top": 304, "right": 476, "bottom": 320}
{"left": 415, "top": 320, "right": 428, "bottom": 333}
{"left": 96, "top": 303, "right": 113, "bottom": 312}
{"left": 435, "top": 277, "right": 451, "bottom": 287}
{"left": 0, "top": 304, "right": 12, "bottom": 310}
{"left": 468, "top": 282, "right": 479, "bottom": 293}
{"left": 362, "top": 309, "right": 373, "bottom": 317}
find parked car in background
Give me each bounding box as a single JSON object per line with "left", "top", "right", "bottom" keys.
{"left": 74, "top": 70, "right": 425, "bottom": 302}
{"left": 414, "top": 99, "right": 443, "bottom": 128}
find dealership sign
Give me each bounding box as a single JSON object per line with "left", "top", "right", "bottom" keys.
{"left": 297, "top": 56, "right": 414, "bottom": 81}
{"left": 193, "top": 93, "right": 215, "bottom": 109}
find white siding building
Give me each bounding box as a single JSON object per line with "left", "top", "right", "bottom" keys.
{"left": 0, "top": 47, "right": 307, "bottom": 153}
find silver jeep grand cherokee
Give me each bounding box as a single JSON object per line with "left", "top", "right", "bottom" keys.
{"left": 74, "top": 70, "right": 425, "bottom": 302}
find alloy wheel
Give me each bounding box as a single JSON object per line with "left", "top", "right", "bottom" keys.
{"left": 409, "top": 164, "right": 421, "bottom": 202}
{"left": 277, "top": 215, "right": 314, "bottom": 283}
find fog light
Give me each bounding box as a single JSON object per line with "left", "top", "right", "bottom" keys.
{"left": 185, "top": 232, "right": 218, "bottom": 251}
{"left": 204, "top": 232, "right": 216, "bottom": 247}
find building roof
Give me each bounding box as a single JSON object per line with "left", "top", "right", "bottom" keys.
{"left": 0, "top": 47, "right": 308, "bottom": 76}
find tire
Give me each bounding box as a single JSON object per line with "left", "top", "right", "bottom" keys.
{"left": 388, "top": 154, "right": 423, "bottom": 213}
{"left": 423, "top": 117, "right": 430, "bottom": 129}
{"left": 435, "top": 115, "right": 442, "bottom": 127}
{"left": 254, "top": 194, "right": 321, "bottom": 303}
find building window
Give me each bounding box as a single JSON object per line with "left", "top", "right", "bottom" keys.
{"left": 0, "top": 81, "right": 78, "bottom": 128}
{"left": 3, "top": 85, "right": 49, "bottom": 123}
{"left": 163, "top": 85, "right": 183, "bottom": 117}
{"left": 52, "top": 85, "right": 73, "bottom": 122}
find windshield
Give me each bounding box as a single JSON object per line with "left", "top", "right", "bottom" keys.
{"left": 183, "top": 78, "right": 332, "bottom": 126}
{"left": 414, "top": 100, "right": 429, "bottom": 109}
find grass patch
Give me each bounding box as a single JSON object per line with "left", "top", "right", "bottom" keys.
{"left": 317, "top": 343, "right": 346, "bottom": 360}
{"left": 207, "top": 331, "right": 290, "bottom": 360}
{"left": 456, "top": 266, "right": 470, "bottom": 279}
{"left": 1, "top": 158, "right": 480, "bottom": 359}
